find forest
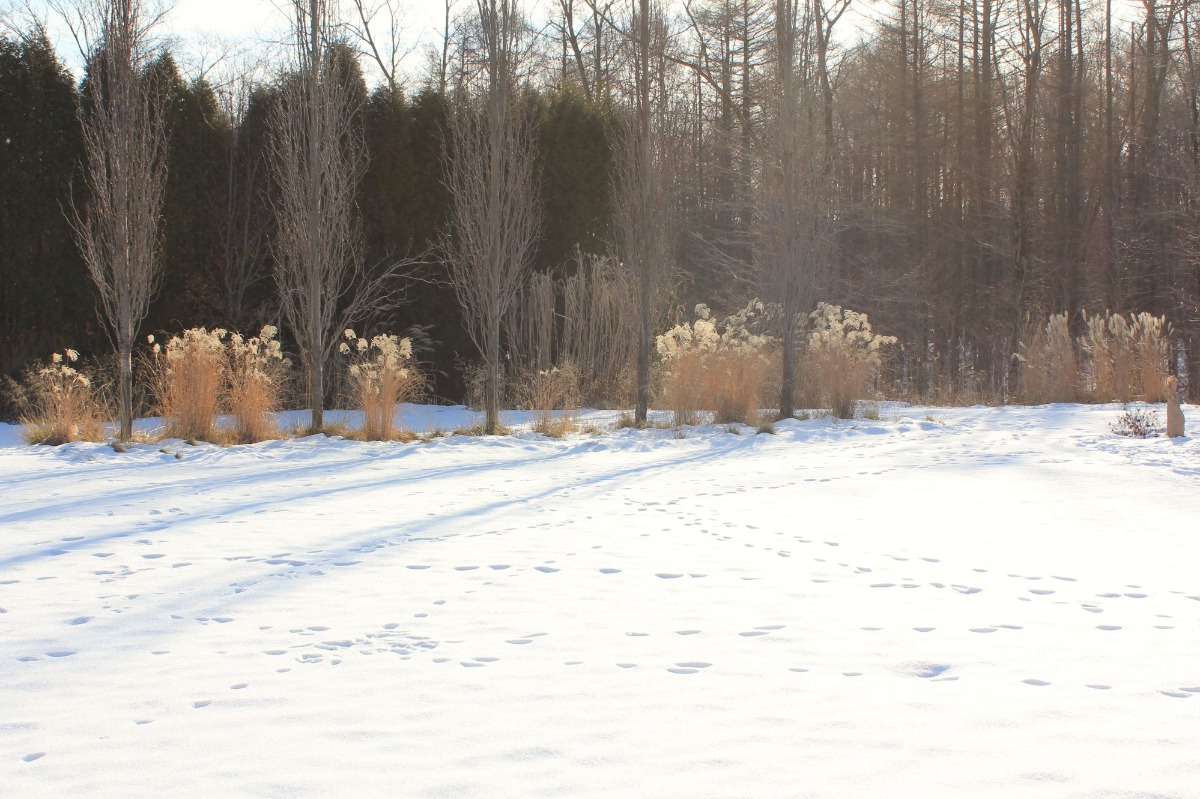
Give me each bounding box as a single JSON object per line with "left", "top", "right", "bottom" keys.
{"left": 2, "top": 0, "right": 1199, "bottom": 429}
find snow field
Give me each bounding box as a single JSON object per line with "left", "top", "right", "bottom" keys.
{"left": 0, "top": 403, "right": 1198, "bottom": 797}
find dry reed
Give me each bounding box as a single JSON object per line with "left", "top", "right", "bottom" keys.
{"left": 17, "top": 349, "right": 107, "bottom": 444}
{"left": 147, "top": 328, "right": 226, "bottom": 442}
{"left": 341, "top": 329, "right": 424, "bottom": 440}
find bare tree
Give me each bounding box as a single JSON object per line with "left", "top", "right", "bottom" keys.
{"left": 271, "top": 0, "right": 414, "bottom": 431}
{"left": 348, "top": 0, "right": 412, "bottom": 95}
{"left": 600, "top": 0, "right": 674, "bottom": 425}
{"left": 442, "top": 0, "right": 540, "bottom": 434}
{"left": 68, "top": 0, "right": 169, "bottom": 441}
{"left": 760, "top": 0, "right": 823, "bottom": 418}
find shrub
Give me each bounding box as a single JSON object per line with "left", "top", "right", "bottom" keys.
{"left": 1081, "top": 311, "right": 1170, "bottom": 403}
{"left": 17, "top": 349, "right": 107, "bottom": 444}
{"left": 1017, "top": 312, "right": 1079, "bottom": 404}
{"left": 340, "top": 329, "right": 424, "bottom": 440}
{"left": 147, "top": 328, "right": 226, "bottom": 442}
{"left": 521, "top": 361, "right": 581, "bottom": 437}
{"left": 800, "top": 303, "right": 896, "bottom": 418}
{"left": 655, "top": 302, "right": 774, "bottom": 426}
{"left": 1110, "top": 407, "right": 1163, "bottom": 438}
{"left": 226, "top": 325, "right": 289, "bottom": 443}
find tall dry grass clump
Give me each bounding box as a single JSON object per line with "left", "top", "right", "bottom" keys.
{"left": 562, "top": 254, "right": 638, "bottom": 407}
{"left": 148, "top": 328, "right": 226, "bottom": 441}
{"left": 17, "top": 349, "right": 107, "bottom": 444}
{"left": 1081, "top": 311, "right": 1170, "bottom": 402}
{"left": 521, "top": 361, "right": 581, "bottom": 437}
{"left": 226, "top": 325, "right": 289, "bottom": 443}
{"left": 1017, "top": 312, "right": 1079, "bottom": 403}
{"left": 655, "top": 303, "right": 774, "bottom": 426}
{"left": 340, "top": 329, "right": 424, "bottom": 440}
{"left": 800, "top": 303, "right": 896, "bottom": 418}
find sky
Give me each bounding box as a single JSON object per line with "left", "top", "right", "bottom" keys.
{"left": 10, "top": 0, "right": 465, "bottom": 82}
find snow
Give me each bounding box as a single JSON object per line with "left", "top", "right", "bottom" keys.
{"left": 0, "top": 402, "right": 1197, "bottom": 797}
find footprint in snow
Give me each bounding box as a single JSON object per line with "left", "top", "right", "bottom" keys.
{"left": 914, "top": 664, "right": 951, "bottom": 679}
{"left": 22, "top": 753, "right": 45, "bottom": 763}
{"left": 1096, "top": 625, "right": 1122, "bottom": 631}
{"left": 535, "top": 566, "right": 560, "bottom": 574}
{"left": 67, "top": 616, "right": 93, "bottom": 626}
{"left": 655, "top": 573, "right": 682, "bottom": 579}
{"left": 599, "top": 568, "right": 621, "bottom": 574}
{"left": 193, "top": 700, "right": 211, "bottom": 708}
{"left": 1022, "top": 679, "right": 1051, "bottom": 687}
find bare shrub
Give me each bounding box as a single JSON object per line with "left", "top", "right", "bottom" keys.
{"left": 520, "top": 361, "right": 581, "bottom": 437}
{"left": 462, "top": 360, "right": 509, "bottom": 413}
{"left": 1017, "top": 312, "right": 1078, "bottom": 404}
{"left": 1081, "top": 311, "right": 1171, "bottom": 402}
{"left": 226, "top": 325, "right": 290, "bottom": 443}
{"left": 1111, "top": 407, "right": 1163, "bottom": 438}
{"left": 340, "top": 329, "right": 424, "bottom": 440}
{"left": 507, "top": 271, "right": 556, "bottom": 376}
{"left": 562, "top": 253, "right": 638, "bottom": 408}
{"left": 147, "top": 328, "right": 227, "bottom": 442}
{"left": 17, "top": 349, "right": 107, "bottom": 444}
{"left": 800, "top": 303, "right": 896, "bottom": 419}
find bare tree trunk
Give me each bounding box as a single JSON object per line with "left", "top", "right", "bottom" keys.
{"left": 635, "top": 0, "right": 653, "bottom": 423}
{"left": 764, "top": 0, "right": 821, "bottom": 418}
{"left": 596, "top": 0, "right": 672, "bottom": 425}
{"left": 69, "top": 0, "right": 169, "bottom": 441}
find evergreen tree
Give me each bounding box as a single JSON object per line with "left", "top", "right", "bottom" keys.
{"left": 0, "top": 31, "right": 92, "bottom": 417}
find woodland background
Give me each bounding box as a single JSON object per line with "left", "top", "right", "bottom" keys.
{"left": 3, "top": 0, "right": 1200, "bottom": 415}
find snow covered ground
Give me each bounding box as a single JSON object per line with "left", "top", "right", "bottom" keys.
{"left": 1, "top": 402, "right": 1197, "bottom": 798}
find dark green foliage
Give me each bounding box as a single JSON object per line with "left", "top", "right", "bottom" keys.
{"left": 361, "top": 87, "right": 466, "bottom": 401}
{"left": 534, "top": 86, "right": 614, "bottom": 275}
{"left": 0, "top": 32, "right": 97, "bottom": 418}
{"left": 146, "top": 54, "right": 230, "bottom": 334}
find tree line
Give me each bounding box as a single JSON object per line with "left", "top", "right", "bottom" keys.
{"left": 2, "top": 0, "right": 1198, "bottom": 426}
